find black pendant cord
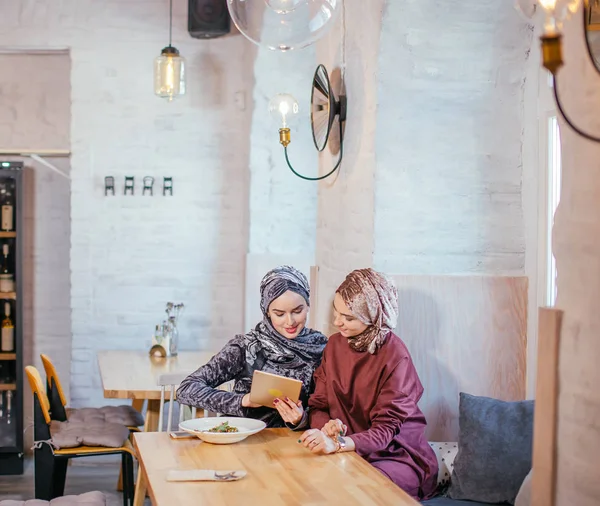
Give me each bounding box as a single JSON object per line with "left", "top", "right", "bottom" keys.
{"left": 169, "top": 0, "right": 173, "bottom": 47}
{"left": 283, "top": 121, "right": 344, "bottom": 181}
{"left": 553, "top": 74, "right": 600, "bottom": 143}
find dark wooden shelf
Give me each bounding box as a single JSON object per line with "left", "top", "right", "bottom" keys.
{"left": 0, "top": 353, "right": 16, "bottom": 360}
{"left": 0, "top": 384, "right": 16, "bottom": 391}
{"left": 0, "top": 232, "right": 16, "bottom": 239}
{"left": 0, "top": 293, "right": 15, "bottom": 300}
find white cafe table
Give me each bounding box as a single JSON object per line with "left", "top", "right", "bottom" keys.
{"left": 97, "top": 350, "right": 215, "bottom": 431}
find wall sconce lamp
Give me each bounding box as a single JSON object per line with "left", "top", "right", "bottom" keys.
{"left": 270, "top": 64, "right": 347, "bottom": 181}
{"left": 518, "top": 0, "right": 600, "bottom": 142}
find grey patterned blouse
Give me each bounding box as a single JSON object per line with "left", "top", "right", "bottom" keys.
{"left": 176, "top": 331, "right": 326, "bottom": 428}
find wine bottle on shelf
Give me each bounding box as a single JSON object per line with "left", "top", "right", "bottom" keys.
{"left": 1, "top": 185, "right": 14, "bottom": 232}
{"left": 5, "top": 390, "right": 12, "bottom": 423}
{"left": 1, "top": 302, "right": 14, "bottom": 352}
{"left": 0, "top": 244, "right": 14, "bottom": 293}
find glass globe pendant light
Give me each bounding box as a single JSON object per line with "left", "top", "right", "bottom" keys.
{"left": 226, "top": 0, "right": 341, "bottom": 51}
{"left": 154, "top": 0, "right": 186, "bottom": 101}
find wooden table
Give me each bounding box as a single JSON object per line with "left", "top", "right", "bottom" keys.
{"left": 132, "top": 430, "right": 420, "bottom": 506}
{"left": 97, "top": 350, "right": 215, "bottom": 431}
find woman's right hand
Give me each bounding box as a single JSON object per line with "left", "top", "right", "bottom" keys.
{"left": 241, "top": 393, "right": 261, "bottom": 408}
{"left": 322, "top": 419, "right": 347, "bottom": 438}
{"left": 274, "top": 397, "right": 304, "bottom": 425}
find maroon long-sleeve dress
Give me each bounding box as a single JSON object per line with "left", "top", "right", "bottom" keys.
{"left": 308, "top": 332, "right": 438, "bottom": 500}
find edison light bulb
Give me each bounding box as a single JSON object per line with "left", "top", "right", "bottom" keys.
{"left": 268, "top": 94, "right": 300, "bottom": 128}
{"left": 264, "top": 0, "right": 303, "bottom": 13}
{"left": 154, "top": 47, "right": 186, "bottom": 101}
{"left": 538, "top": 0, "right": 582, "bottom": 33}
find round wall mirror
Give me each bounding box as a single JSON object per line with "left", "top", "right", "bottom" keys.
{"left": 585, "top": 1, "right": 600, "bottom": 69}
{"left": 310, "top": 65, "right": 346, "bottom": 152}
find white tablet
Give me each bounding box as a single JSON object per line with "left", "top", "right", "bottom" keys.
{"left": 249, "top": 370, "right": 302, "bottom": 408}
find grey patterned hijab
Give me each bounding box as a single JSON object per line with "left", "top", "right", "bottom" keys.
{"left": 243, "top": 266, "right": 327, "bottom": 389}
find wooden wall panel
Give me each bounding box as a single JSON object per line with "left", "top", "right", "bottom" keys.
{"left": 391, "top": 275, "right": 528, "bottom": 441}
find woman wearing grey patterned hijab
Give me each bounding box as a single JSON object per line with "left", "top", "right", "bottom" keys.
{"left": 177, "top": 266, "right": 327, "bottom": 428}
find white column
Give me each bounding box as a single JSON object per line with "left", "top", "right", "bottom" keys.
{"left": 552, "top": 6, "right": 600, "bottom": 505}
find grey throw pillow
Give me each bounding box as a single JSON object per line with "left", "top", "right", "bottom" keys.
{"left": 447, "top": 393, "right": 534, "bottom": 504}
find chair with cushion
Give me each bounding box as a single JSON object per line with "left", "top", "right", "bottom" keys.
{"left": 0, "top": 491, "right": 107, "bottom": 505}
{"left": 40, "top": 354, "right": 144, "bottom": 429}
{"left": 25, "top": 366, "right": 135, "bottom": 506}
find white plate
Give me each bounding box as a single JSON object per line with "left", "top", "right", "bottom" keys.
{"left": 179, "top": 417, "right": 266, "bottom": 445}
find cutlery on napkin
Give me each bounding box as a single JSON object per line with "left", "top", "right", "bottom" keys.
{"left": 166, "top": 470, "right": 247, "bottom": 482}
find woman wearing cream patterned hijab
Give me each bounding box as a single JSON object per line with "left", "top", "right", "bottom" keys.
{"left": 297, "top": 268, "right": 439, "bottom": 501}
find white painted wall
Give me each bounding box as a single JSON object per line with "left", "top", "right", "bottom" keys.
{"left": 374, "top": 1, "right": 537, "bottom": 395}
{"left": 313, "top": 0, "right": 383, "bottom": 335}
{"left": 248, "top": 46, "right": 318, "bottom": 257}
{"left": 312, "top": 1, "right": 537, "bottom": 346}
{"left": 374, "top": 2, "right": 530, "bottom": 275}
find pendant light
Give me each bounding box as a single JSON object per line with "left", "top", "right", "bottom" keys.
{"left": 227, "top": 0, "right": 341, "bottom": 51}
{"left": 154, "top": 0, "right": 186, "bottom": 101}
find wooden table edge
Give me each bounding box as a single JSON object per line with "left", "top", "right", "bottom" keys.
{"left": 133, "top": 432, "right": 157, "bottom": 506}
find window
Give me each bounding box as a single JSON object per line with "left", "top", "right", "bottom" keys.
{"left": 546, "top": 116, "right": 561, "bottom": 307}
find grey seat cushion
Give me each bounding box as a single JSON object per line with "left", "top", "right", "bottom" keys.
{"left": 50, "top": 420, "right": 130, "bottom": 449}
{"left": 447, "top": 393, "right": 534, "bottom": 504}
{"left": 0, "top": 491, "right": 106, "bottom": 505}
{"left": 67, "top": 406, "right": 144, "bottom": 427}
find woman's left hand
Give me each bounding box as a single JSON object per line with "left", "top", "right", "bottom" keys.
{"left": 299, "top": 429, "right": 337, "bottom": 455}
{"left": 274, "top": 397, "right": 304, "bottom": 425}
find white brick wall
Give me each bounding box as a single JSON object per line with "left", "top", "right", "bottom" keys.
{"left": 311, "top": 1, "right": 533, "bottom": 334}
{"left": 0, "top": 0, "right": 252, "bottom": 407}
{"left": 313, "top": 1, "right": 384, "bottom": 333}
{"left": 248, "top": 46, "right": 318, "bottom": 257}
{"left": 374, "top": 1, "right": 530, "bottom": 275}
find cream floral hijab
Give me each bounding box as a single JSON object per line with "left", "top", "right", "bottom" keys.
{"left": 336, "top": 268, "right": 399, "bottom": 354}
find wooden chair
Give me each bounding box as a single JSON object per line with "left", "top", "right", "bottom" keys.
{"left": 25, "top": 365, "right": 136, "bottom": 506}
{"left": 40, "top": 353, "right": 143, "bottom": 431}
{"left": 157, "top": 372, "right": 197, "bottom": 434}
{"left": 157, "top": 373, "right": 234, "bottom": 432}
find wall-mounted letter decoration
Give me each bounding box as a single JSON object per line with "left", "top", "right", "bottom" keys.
{"left": 105, "top": 176, "right": 115, "bottom": 196}
{"left": 124, "top": 176, "right": 135, "bottom": 195}
{"left": 143, "top": 176, "right": 155, "bottom": 196}
{"left": 163, "top": 177, "right": 173, "bottom": 196}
